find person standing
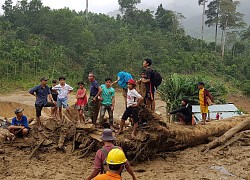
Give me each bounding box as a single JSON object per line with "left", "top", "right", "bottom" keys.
{"left": 50, "top": 79, "right": 58, "bottom": 118}
{"left": 75, "top": 81, "right": 87, "bottom": 124}
{"left": 112, "top": 71, "right": 132, "bottom": 107}
{"left": 85, "top": 129, "right": 136, "bottom": 180}
{"left": 86, "top": 72, "right": 102, "bottom": 125}
{"left": 142, "top": 58, "right": 155, "bottom": 112}
{"left": 94, "top": 149, "right": 129, "bottom": 180}
{"left": 99, "top": 78, "right": 115, "bottom": 128}
{"left": 52, "top": 76, "right": 73, "bottom": 121}
{"left": 198, "top": 82, "right": 213, "bottom": 125}
{"left": 136, "top": 70, "right": 147, "bottom": 105}
{"left": 29, "top": 77, "right": 56, "bottom": 131}
{"left": 8, "top": 108, "right": 29, "bottom": 141}
{"left": 117, "top": 79, "right": 143, "bottom": 139}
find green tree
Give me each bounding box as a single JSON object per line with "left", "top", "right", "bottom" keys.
{"left": 219, "top": 0, "right": 246, "bottom": 59}
{"left": 205, "top": 0, "right": 220, "bottom": 51}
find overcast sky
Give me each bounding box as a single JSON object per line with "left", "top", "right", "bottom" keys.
{"left": 0, "top": 0, "right": 175, "bottom": 13}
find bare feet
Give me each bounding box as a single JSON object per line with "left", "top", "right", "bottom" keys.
{"left": 200, "top": 121, "right": 206, "bottom": 125}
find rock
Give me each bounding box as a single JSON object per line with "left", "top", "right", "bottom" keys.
{"left": 76, "top": 123, "right": 95, "bottom": 131}
{"left": 42, "top": 118, "right": 59, "bottom": 131}
{"left": 0, "top": 128, "right": 15, "bottom": 142}
{"left": 0, "top": 148, "right": 5, "bottom": 154}
{"left": 42, "top": 140, "right": 53, "bottom": 146}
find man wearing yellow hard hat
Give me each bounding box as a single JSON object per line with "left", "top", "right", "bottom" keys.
{"left": 94, "top": 149, "right": 128, "bottom": 180}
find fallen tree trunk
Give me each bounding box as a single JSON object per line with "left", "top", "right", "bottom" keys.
{"left": 2, "top": 105, "right": 249, "bottom": 163}
{"left": 112, "top": 108, "right": 249, "bottom": 161}
{"left": 201, "top": 118, "right": 250, "bottom": 153}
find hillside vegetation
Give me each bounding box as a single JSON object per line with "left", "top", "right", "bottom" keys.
{"left": 0, "top": 0, "right": 249, "bottom": 94}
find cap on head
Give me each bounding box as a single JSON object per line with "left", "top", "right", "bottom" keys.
{"left": 101, "top": 129, "right": 115, "bottom": 141}
{"left": 144, "top": 58, "right": 152, "bottom": 66}
{"left": 106, "top": 149, "right": 127, "bottom": 165}
{"left": 14, "top": 108, "right": 24, "bottom": 114}
{"left": 127, "top": 79, "right": 136, "bottom": 86}
{"left": 40, "top": 77, "right": 48, "bottom": 82}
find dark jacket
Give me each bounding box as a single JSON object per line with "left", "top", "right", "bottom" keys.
{"left": 170, "top": 104, "right": 192, "bottom": 119}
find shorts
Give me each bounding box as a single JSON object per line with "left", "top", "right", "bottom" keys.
{"left": 52, "top": 94, "right": 58, "bottom": 101}
{"left": 14, "top": 127, "right": 30, "bottom": 137}
{"left": 200, "top": 106, "right": 208, "bottom": 114}
{"left": 145, "top": 91, "right": 154, "bottom": 101}
{"left": 35, "top": 102, "right": 54, "bottom": 117}
{"left": 122, "top": 107, "right": 139, "bottom": 123}
{"left": 57, "top": 98, "right": 69, "bottom": 109}
{"left": 75, "top": 105, "right": 84, "bottom": 110}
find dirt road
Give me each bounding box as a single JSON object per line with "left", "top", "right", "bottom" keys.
{"left": 0, "top": 92, "right": 249, "bottom": 180}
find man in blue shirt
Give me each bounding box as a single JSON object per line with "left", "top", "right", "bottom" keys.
{"left": 85, "top": 72, "right": 102, "bottom": 125}
{"left": 29, "top": 77, "right": 56, "bottom": 131}
{"left": 8, "top": 108, "right": 29, "bottom": 140}
{"left": 99, "top": 78, "right": 115, "bottom": 128}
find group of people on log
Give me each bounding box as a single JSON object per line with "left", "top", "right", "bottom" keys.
{"left": 7, "top": 58, "right": 159, "bottom": 140}
{"left": 6, "top": 57, "right": 215, "bottom": 179}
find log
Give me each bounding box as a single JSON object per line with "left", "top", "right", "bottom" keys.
{"left": 78, "top": 140, "right": 96, "bottom": 159}
{"left": 201, "top": 118, "right": 250, "bottom": 153}
{"left": 76, "top": 123, "right": 95, "bottom": 132}
{"left": 28, "top": 139, "right": 45, "bottom": 159}
{"left": 113, "top": 107, "right": 250, "bottom": 162}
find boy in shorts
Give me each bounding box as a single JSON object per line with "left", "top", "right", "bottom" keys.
{"left": 52, "top": 76, "right": 73, "bottom": 121}
{"left": 117, "top": 79, "right": 143, "bottom": 139}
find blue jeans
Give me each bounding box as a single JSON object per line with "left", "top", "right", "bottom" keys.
{"left": 57, "top": 98, "right": 69, "bottom": 109}
{"left": 99, "top": 105, "right": 113, "bottom": 125}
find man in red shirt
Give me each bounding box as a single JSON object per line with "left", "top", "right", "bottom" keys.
{"left": 85, "top": 129, "right": 136, "bottom": 180}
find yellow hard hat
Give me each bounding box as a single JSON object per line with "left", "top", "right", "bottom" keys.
{"left": 106, "top": 149, "right": 127, "bottom": 165}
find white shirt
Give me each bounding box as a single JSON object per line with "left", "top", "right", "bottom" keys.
{"left": 127, "top": 89, "right": 142, "bottom": 107}
{"left": 52, "top": 83, "right": 73, "bottom": 99}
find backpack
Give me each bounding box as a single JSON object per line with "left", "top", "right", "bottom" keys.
{"left": 100, "top": 146, "right": 118, "bottom": 174}
{"left": 152, "top": 69, "right": 162, "bottom": 89}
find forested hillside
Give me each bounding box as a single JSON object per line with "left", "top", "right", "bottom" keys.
{"left": 0, "top": 0, "right": 249, "bottom": 93}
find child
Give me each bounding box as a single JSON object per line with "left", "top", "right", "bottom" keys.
{"left": 198, "top": 82, "right": 213, "bottom": 125}
{"left": 75, "top": 81, "right": 87, "bottom": 124}
{"left": 137, "top": 70, "right": 147, "bottom": 104}
{"left": 52, "top": 76, "right": 73, "bottom": 121}
{"left": 99, "top": 78, "right": 115, "bottom": 128}
{"left": 117, "top": 79, "right": 143, "bottom": 139}
{"left": 216, "top": 113, "right": 220, "bottom": 120}
{"left": 50, "top": 80, "right": 58, "bottom": 118}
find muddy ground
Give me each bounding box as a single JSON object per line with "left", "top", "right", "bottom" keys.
{"left": 0, "top": 91, "right": 250, "bottom": 180}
